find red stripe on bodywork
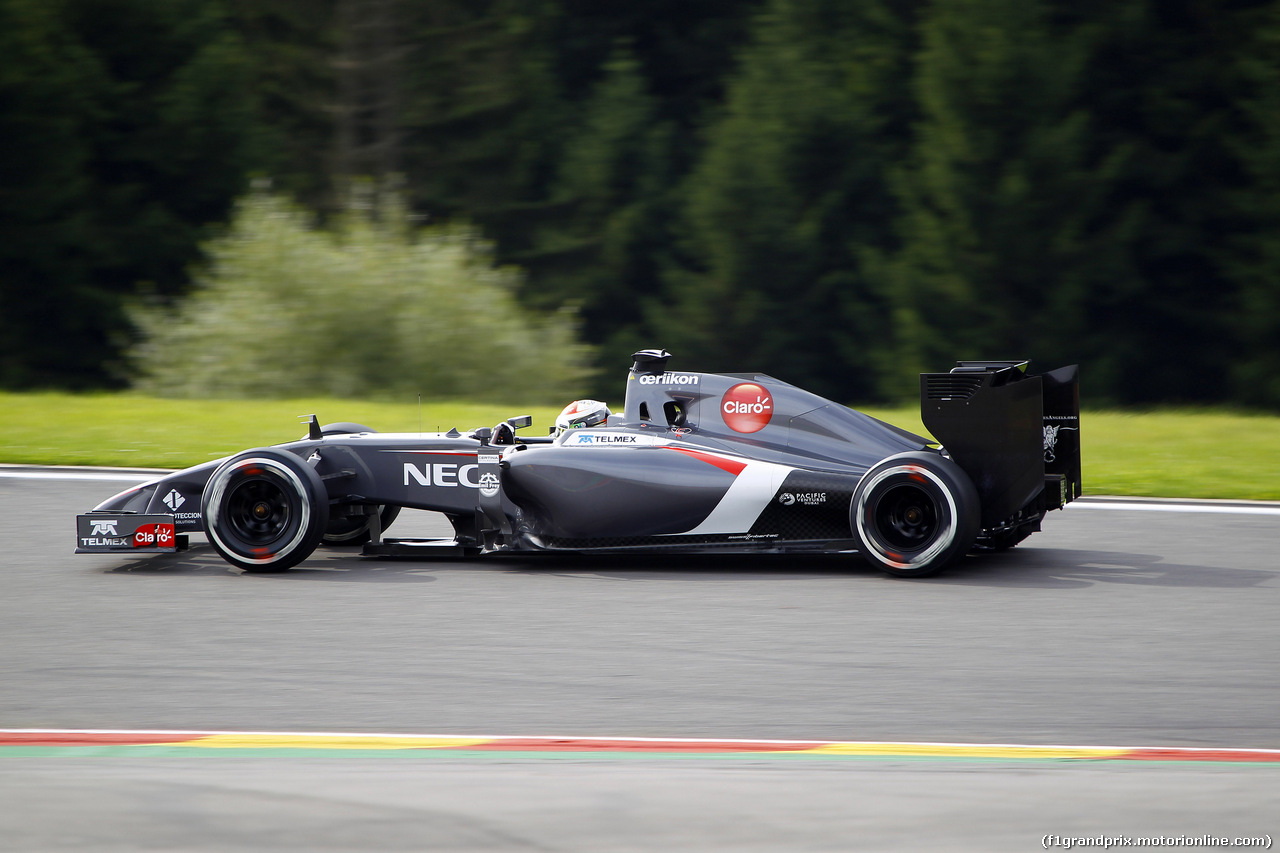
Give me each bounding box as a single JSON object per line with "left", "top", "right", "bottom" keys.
{"left": 664, "top": 446, "right": 748, "bottom": 476}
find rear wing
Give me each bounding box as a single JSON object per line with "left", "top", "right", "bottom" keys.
{"left": 921, "top": 362, "right": 1080, "bottom": 527}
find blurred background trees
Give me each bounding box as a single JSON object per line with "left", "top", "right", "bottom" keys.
{"left": 130, "top": 189, "right": 592, "bottom": 401}
{"left": 2, "top": 0, "right": 1278, "bottom": 406}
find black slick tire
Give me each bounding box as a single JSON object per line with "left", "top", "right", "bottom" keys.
{"left": 850, "top": 451, "right": 980, "bottom": 578}
{"left": 201, "top": 449, "right": 329, "bottom": 572}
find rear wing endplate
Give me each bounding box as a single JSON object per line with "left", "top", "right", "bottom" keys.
{"left": 921, "top": 362, "right": 1081, "bottom": 527}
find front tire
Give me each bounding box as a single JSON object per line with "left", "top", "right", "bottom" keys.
{"left": 851, "top": 451, "right": 979, "bottom": 578}
{"left": 202, "top": 449, "right": 329, "bottom": 572}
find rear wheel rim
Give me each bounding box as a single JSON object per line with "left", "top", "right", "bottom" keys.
{"left": 870, "top": 484, "right": 940, "bottom": 551}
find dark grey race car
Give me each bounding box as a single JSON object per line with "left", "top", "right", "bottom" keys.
{"left": 76, "top": 350, "right": 1080, "bottom": 577}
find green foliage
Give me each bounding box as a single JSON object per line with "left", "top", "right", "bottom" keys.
{"left": 5, "top": 0, "right": 1280, "bottom": 413}
{"left": 0, "top": 0, "right": 103, "bottom": 387}
{"left": 398, "top": 1, "right": 567, "bottom": 248}
{"left": 884, "top": 0, "right": 1096, "bottom": 391}
{"left": 521, "top": 47, "right": 679, "bottom": 391}
{"left": 1225, "top": 2, "right": 1280, "bottom": 407}
{"left": 663, "top": 0, "right": 919, "bottom": 400}
{"left": 226, "top": 0, "right": 338, "bottom": 207}
{"left": 1057, "top": 0, "right": 1264, "bottom": 405}
{"left": 397, "top": 3, "right": 766, "bottom": 397}
{"left": 872, "top": 0, "right": 1280, "bottom": 407}
{"left": 0, "top": 0, "right": 271, "bottom": 389}
{"left": 129, "top": 191, "right": 593, "bottom": 402}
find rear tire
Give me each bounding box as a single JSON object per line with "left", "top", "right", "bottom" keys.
{"left": 202, "top": 449, "right": 329, "bottom": 572}
{"left": 851, "top": 451, "right": 979, "bottom": 578}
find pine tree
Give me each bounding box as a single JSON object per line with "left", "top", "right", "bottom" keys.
{"left": 0, "top": 0, "right": 102, "bottom": 387}
{"left": 885, "top": 0, "right": 1096, "bottom": 391}
{"left": 1064, "top": 0, "right": 1260, "bottom": 404}
{"left": 0, "top": 0, "right": 268, "bottom": 388}
{"left": 1224, "top": 0, "right": 1280, "bottom": 407}
{"left": 519, "top": 47, "right": 676, "bottom": 382}
{"left": 892, "top": 0, "right": 1279, "bottom": 406}
{"left": 399, "top": 2, "right": 764, "bottom": 388}
{"left": 398, "top": 0, "right": 566, "bottom": 250}
{"left": 227, "top": 0, "right": 337, "bottom": 207}
{"left": 663, "top": 0, "right": 921, "bottom": 400}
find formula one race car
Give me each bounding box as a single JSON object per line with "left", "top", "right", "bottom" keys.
{"left": 76, "top": 350, "right": 1080, "bottom": 577}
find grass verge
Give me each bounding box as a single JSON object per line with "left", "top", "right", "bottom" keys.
{"left": 3, "top": 392, "right": 1278, "bottom": 500}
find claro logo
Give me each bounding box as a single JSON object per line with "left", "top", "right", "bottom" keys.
{"left": 721, "top": 382, "right": 773, "bottom": 433}
{"left": 133, "top": 523, "right": 175, "bottom": 548}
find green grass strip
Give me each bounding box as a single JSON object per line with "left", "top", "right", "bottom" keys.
{"left": 4, "top": 392, "right": 1279, "bottom": 500}
{"left": 1, "top": 392, "right": 562, "bottom": 471}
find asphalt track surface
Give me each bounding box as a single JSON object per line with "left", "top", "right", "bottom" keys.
{"left": 2, "top": 469, "right": 1278, "bottom": 851}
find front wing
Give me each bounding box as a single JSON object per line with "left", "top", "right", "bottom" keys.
{"left": 75, "top": 513, "right": 183, "bottom": 554}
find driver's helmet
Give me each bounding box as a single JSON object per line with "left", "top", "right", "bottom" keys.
{"left": 555, "top": 399, "right": 612, "bottom": 436}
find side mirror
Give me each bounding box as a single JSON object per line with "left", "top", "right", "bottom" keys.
{"left": 470, "top": 427, "right": 493, "bottom": 445}
{"left": 507, "top": 415, "right": 534, "bottom": 431}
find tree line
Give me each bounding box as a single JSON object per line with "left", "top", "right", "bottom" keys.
{"left": 2, "top": 0, "right": 1278, "bottom": 407}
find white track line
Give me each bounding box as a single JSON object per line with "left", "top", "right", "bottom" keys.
{"left": 1070, "top": 499, "right": 1280, "bottom": 516}
{"left": 0, "top": 470, "right": 167, "bottom": 483}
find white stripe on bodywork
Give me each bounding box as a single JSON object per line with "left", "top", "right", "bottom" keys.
{"left": 678, "top": 458, "right": 794, "bottom": 536}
